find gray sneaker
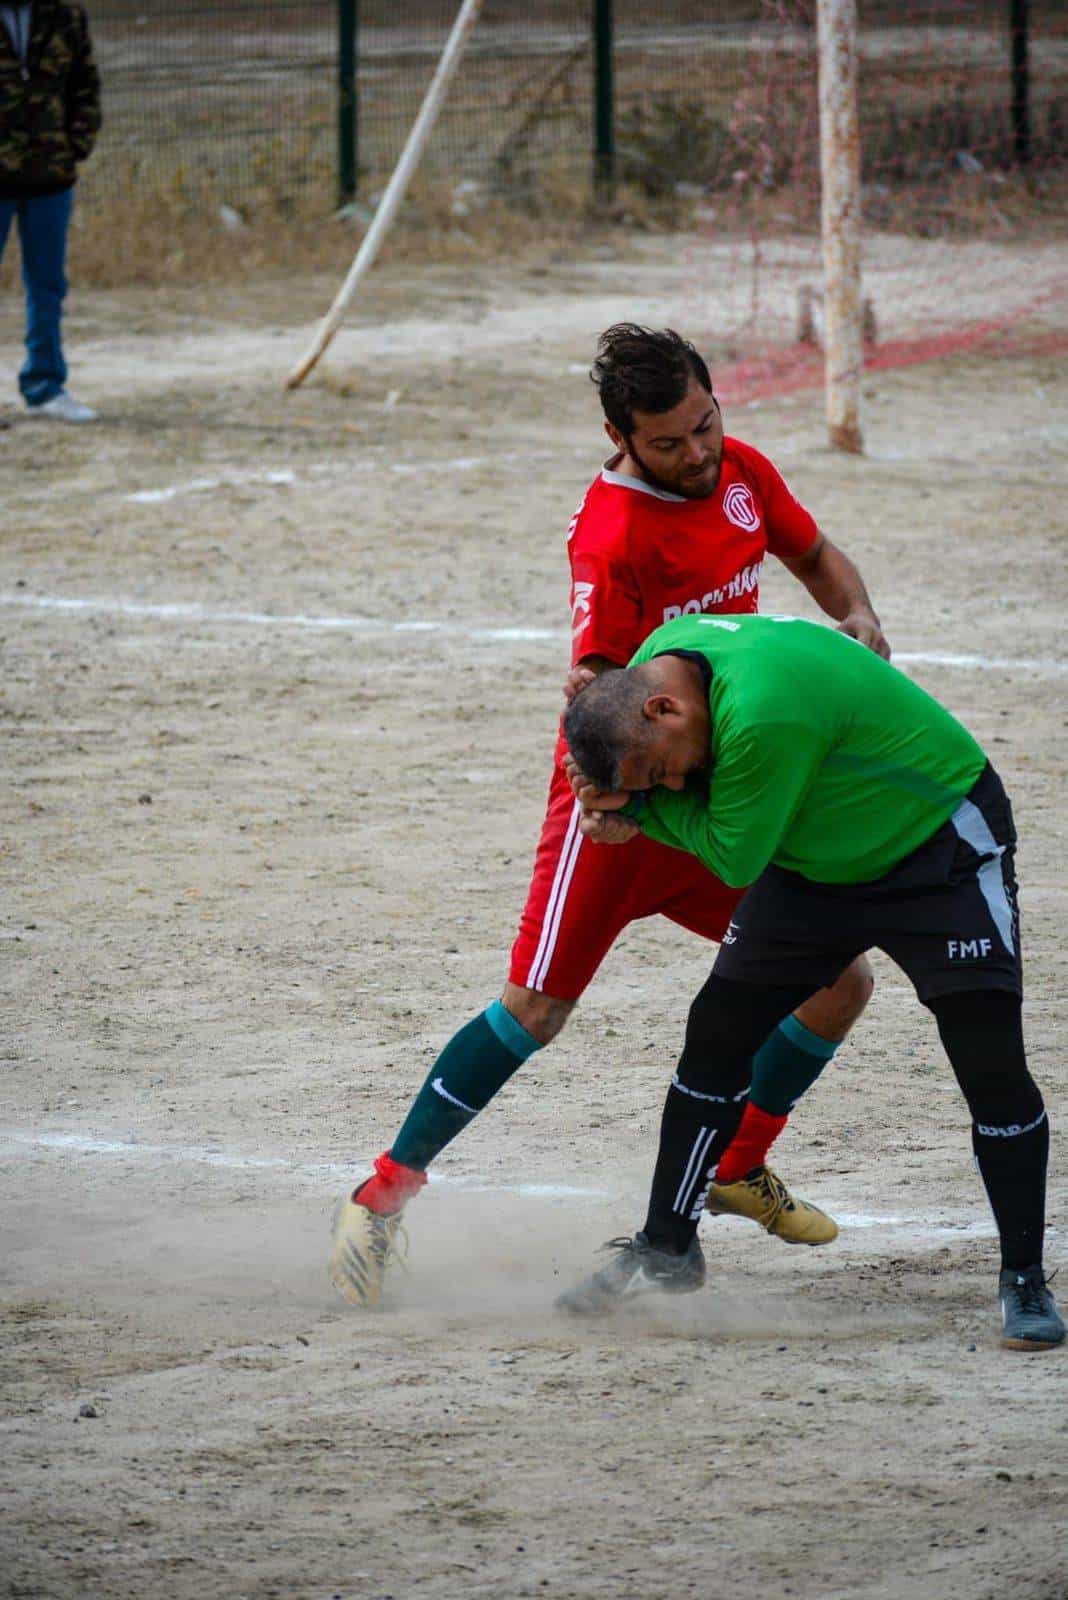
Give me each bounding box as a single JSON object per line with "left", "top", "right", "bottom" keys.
{"left": 555, "top": 1231, "right": 705, "bottom": 1316}
{"left": 999, "top": 1266, "right": 1064, "bottom": 1351}
{"left": 31, "top": 391, "right": 98, "bottom": 423}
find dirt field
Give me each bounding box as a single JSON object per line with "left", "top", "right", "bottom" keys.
{"left": 1, "top": 231, "right": 1066, "bottom": 1600}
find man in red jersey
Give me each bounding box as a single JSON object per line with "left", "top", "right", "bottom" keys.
{"left": 328, "top": 325, "right": 889, "bottom": 1309}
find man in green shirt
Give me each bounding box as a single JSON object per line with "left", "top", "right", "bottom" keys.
{"left": 556, "top": 613, "right": 1062, "bottom": 1350}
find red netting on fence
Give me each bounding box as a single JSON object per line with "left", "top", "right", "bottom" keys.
{"left": 649, "top": 2, "right": 1068, "bottom": 391}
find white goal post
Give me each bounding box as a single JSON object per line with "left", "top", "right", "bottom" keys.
{"left": 817, "top": 0, "right": 865, "bottom": 453}
{"left": 285, "top": 0, "right": 486, "bottom": 391}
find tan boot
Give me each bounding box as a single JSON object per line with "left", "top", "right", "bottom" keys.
{"left": 705, "top": 1165, "right": 838, "bottom": 1246}
{"left": 328, "top": 1191, "right": 409, "bottom": 1307}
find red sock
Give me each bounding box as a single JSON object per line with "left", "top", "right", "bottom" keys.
{"left": 354, "top": 1152, "right": 427, "bottom": 1215}
{"left": 714, "top": 1105, "right": 789, "bottom": 1185}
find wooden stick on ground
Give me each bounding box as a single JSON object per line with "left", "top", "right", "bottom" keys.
{"left": 285, "top": 0, "right": 486, "bottom": 391}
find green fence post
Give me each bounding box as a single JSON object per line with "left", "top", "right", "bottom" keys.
{"left": 338, "top": 0, "right": 358, "bottom": 203}
{"left": 1010, "top": 0, "right": 1031, "bottom": 165}
{"left": 593, "top": 0, "right": 615, "bottom": 196}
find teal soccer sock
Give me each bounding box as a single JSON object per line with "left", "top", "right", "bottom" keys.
{"left": 389, "top": 1000, "right": 542, "bottom": 1170}
{"left": 749, "top": 1012, "right": 841, "bottom": 1117}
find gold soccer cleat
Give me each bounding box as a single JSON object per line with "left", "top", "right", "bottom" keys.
{"left": 328, "top": 1191, "right": 409, "bottom": 1308}
{"left": 705, "top": 1164, "right": 838, "bottom": 1246}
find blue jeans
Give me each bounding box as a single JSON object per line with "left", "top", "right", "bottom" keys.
{"left": 0, "top": 188, "right": 73, "bottom": 406}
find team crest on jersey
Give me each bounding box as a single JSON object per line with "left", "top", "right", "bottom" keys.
{"left": 722, "top": 482, "right": 761, "bottom": 532}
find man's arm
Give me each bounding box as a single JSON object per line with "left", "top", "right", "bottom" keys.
{"left": 66, "top": 6, "right": 102, "bottom": 163}
{"left": 563, "top": 653, "right": 618, "bottom": 703}
{"left": 566, "top": 705, "right": 820, "bottom": 875}
{"left": 562, "top": 752, "right": 640, "bottom": 843}
{"left": 780, "top": 535, "right": 890, "bottom": 659}
{"left": 638, "top": 720, "right": 819, "bottom": 887}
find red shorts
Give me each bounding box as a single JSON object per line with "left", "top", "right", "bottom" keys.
{"left": 509, "top": 764, "right": 744, "bottom": 1001}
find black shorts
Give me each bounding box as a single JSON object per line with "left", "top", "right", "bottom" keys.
{"left": 713, "top": 763, "right": 1022, "bottom": 1006}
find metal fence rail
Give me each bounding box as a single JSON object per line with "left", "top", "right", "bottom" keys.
{"left": 81, "top": 1, "right": 1067, "bottom": 209}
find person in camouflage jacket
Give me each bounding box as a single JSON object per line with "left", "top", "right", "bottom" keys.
{"left": 0, "top": 0, "right": 101, "bottom": 419}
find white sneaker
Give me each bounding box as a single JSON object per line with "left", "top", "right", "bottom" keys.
{"left": 32, "top": 391, "right": 98, "bottom": 423}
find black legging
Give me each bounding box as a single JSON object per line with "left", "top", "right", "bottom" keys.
{"left": 643, "top": 978, "right": 1047, "bottom": 1269}
{"left": 931, "top": 989, "right": 1047, "bottom": 1269}
{"left": 643, "top": 976, "right": 813, "bottom": 1250}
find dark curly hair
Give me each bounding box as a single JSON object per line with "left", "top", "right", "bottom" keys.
{"left": 591, "top": 324, "right": 714, "bottom": 437}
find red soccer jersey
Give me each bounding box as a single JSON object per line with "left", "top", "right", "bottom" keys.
{"left": 566, "top": 436, "right": 820, "bottom": 668}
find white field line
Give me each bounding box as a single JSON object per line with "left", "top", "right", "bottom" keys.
{"left": 127, "top": 470, "right": 297, "bottom": 504}
{"left": 0, "top": 1128, "right": 1004, "bottom": 1237}
{"left": 822, "top": 1213, "right": 995, "bottom": 1239}
{"left": 122, "top": 458, "right": 489, "bottom": 504}
{"left": 721, "top": 1211, "right": 998, "bottom": 1240}
{"left": 1, "top": 592, "right": 1065, "bottom": 676}
{"left": 0, "top": 592, "right": 558, "bottom": 644}
{"left": 0, "top": 1128, "right": 604, "bottom": 1200}
{"left": 893, "top": 650, "right": 1068, "bottom": 675}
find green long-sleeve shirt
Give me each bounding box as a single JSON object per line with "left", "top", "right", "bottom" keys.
{"left": 629, "top": 614, "right": 986, "bottom": 888}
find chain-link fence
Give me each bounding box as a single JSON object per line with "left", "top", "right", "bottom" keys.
{"left": 82, "top": 1, "right": 1067, "bottom": 212}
